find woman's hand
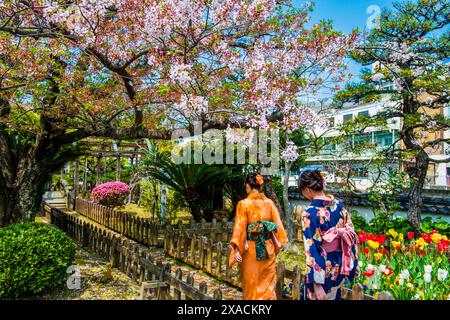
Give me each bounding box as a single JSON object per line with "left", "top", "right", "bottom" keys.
{"left": 355, "top": 265, "right": 361, "bottom": 278}
{"left": 235, "top": 250, "right": 243, "bottom": 263}
{"left": 313, "top": 283, "right": 327, "bottom": 300}
{"left": 229, "top": 244, "right": 243, "bottom": 263}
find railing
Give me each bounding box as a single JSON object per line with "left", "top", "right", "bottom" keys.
{"left": 49, "top": 207, "right": 222, "bottom": 300}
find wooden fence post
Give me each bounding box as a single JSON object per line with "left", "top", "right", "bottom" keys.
{"left": 213, "top": 288, "right": 222, "bottom": 300}
{"left": 275, "top": 261, "right": 285, "bottom": 300}
{"left": 292, "top": 265, "right": 301, "bottom": 300}
{"left": 351, "top": 283, "right": 364, "bottom": 300}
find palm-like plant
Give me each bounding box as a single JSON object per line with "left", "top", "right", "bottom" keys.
{"left": 141, "top": 151, "right": 242, "bottom": 222}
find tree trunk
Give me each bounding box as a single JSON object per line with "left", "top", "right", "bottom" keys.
{"left": 0, "top": 155, "right": 48, "bottom": 226}
{"left": 407, "top": 150, "right": 428, "bottom": 235}
{"left": 263, "top": 175, "right": 285, "bottom": 223}
{"left": 282, "top": 162, "right": 295, "bottom": 241}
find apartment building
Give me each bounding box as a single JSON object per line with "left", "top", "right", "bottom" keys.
{"left": 290, "top": 99, "right": 449, "bottom": 191}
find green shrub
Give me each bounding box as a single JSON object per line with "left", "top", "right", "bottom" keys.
{"left": 0, "top": 222, "right": 76, "bottom": 298}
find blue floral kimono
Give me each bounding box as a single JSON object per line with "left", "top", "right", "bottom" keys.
{"left": 301, "top": 197, "right": 358, "bottom": 300}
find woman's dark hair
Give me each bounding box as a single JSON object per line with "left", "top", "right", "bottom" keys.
{"left": 245, "top": 172, "right": 264, "bottom": 190}
{"left": 298, "top": 170, "right": 325, "bottom": 191}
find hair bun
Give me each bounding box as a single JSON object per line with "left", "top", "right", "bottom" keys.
{"left": 255, "top": 174, "right": 264, "bottom": 186}
{"left": 312, "top": 170, "right": 323, "bottom": 182}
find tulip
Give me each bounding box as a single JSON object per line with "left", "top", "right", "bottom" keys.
{"left": 421, "top": 233, "right": 432, "bottom": 243}
{"left": 437, "top": 269, "right": 448, "bottom": 282}
{"left": 400, "top": 269, "right": 410, "bottom": 280}
{"left": 424, "top": 265, "right": 432, "bottom": 274}
{"left": 407, "top": 232, "right": 415, "bottom": 239}
{"left": 383, "top": 267, "right": 394, "bottom": 277}
{"left": 358, "top": 231, "right": 367, "bottom": 243}
{"left": 363, "top": 269, "right": 375, "bottom": 277}
{"left": 363, "top": 247, "right": 370, "bottom": 254}
{"left": 388, "top": 229, "right": 398, "bottom": 239}
{"left": 367, "top": 240, "right": 380, "bottom": 250}
{"left": 378, "top": 234, "right": 386, "bottom": 245}
{"left": 415, "top": 237, "right": 428, "bottom": 250}
{"left": 431, "top": 233, "right": 442, "bottom": 244}
{"left": 424, "top": 273, "right": 432, "bottom": 283}
{"left": 391, "top": 240, "right": 401, "bottom": 250}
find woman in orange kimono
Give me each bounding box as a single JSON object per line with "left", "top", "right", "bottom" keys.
{"left": 229, "top": 173, "right": 288, "bottom": 300}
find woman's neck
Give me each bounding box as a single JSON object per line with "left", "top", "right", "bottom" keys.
{"left": 312, "top": 192, "right": 331, "bottom": 201}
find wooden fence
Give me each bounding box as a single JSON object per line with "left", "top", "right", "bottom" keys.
{"left": 49, "top": 207, "right": 222, "bottom": 300}
{"left": 74, "top": 198, "right": 235, "bottom": 245}
{"left": 163, "top": 226, "right": 394, "bottom": 300}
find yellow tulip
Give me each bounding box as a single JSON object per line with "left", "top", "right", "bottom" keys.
{"left": 431, "top": 233, "right": 442, "bottom": 244}
{"left": 392, "top": 240, "right": 401, "bottom": 249}
{"left": 398, "top": 233, "right": 404, "bottom": 242}
{"left": 388, "top": 229, "right": 398, "bottom": 239}
{"left": 415, "top": 237, "right": 428, "bottom": 250}
{"left": 367, "top": 240, "right": 380, "bottom": 249}
{"left": 374, "top": 253, "right": 383, "bottom": 260}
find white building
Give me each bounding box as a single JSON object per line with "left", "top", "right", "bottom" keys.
{"left": 290, "top": 99, "right": 449, "bottom": 191}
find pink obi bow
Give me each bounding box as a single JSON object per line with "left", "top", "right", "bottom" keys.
{"left": 320, "top": 225, "right": 356, "bottom": 276}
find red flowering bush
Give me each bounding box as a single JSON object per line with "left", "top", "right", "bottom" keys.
{"left": 91, "top": 182, "right": 130, "bottom": 208}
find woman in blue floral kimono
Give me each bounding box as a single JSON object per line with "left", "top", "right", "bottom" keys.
{"left": 298, "top": 170, "right": 359, "bottom": 300}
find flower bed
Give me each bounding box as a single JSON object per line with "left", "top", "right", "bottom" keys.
{"left": 354, "top": 229, "right": 449, "bottom": 300}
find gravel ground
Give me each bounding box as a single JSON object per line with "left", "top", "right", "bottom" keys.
{"left": 36, "top": 246, "right": 144, "bottom": 300}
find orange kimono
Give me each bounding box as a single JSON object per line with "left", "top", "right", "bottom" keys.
{"left": 229, "top": 192, "right": 288, "bottom": 300}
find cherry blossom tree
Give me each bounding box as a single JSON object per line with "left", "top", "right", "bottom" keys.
{"left": 0, "top": 0, "right": 356, "bottom": 225}
{"left": 334, "top": 0, "right": 450, "bottom": 234}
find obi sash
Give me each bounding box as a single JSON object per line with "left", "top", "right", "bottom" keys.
{"left": 320, "top": 225, "right": 356, "bottom": 276}
{"left": 247, "top": 220, "right": 278, "bottom": 261}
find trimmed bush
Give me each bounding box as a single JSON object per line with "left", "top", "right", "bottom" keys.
{"left": 0, "top": 222, "right": 76, "bottom": 298}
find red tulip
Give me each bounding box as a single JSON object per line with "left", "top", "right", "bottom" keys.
{"left": 421, "top": 233, "right": 432, "bottom": 243}
{"left": 407, "top": 232, "right": 414, "bottom": 239}
{"left": 363, "top": 247, "right": 370, "bottom": 254}
{"left": 358, "top": 231, "right": 367, "bottom": 243}
{"left": 438, "top": 239, "right": 449, "bottom": 253}
{"left": 363, "top": 269, "right": 375, "bottom": 277}
{"left": 378, "top": 234, "right": 386, "bottom": 245}
{"left": 379, "top": 247, "right": 387, "bottom": 255}
{"left": 430, "top": 230, "right": 438, "bottom": 235}
{"left": 383, "top": 267, "right": 394, "bottom": 277}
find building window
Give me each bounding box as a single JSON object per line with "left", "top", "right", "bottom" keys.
{"left": 354, "top": 134, "right": 371, "bottom": 147}
{"left": 351, "top": 163, "right": 369, "bottom": 178}
{"left": 358, "top": 111, "right": 370, "bottom": 118}
{"left": 343, "top": 114, "right": 353, "bottom": 123}
{"left": 374, "top": 131, "right": 393, "bottom": 149}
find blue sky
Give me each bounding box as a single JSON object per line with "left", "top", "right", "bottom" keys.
{"left": 292, "top": 0, "right": 395, "bottom": 78}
